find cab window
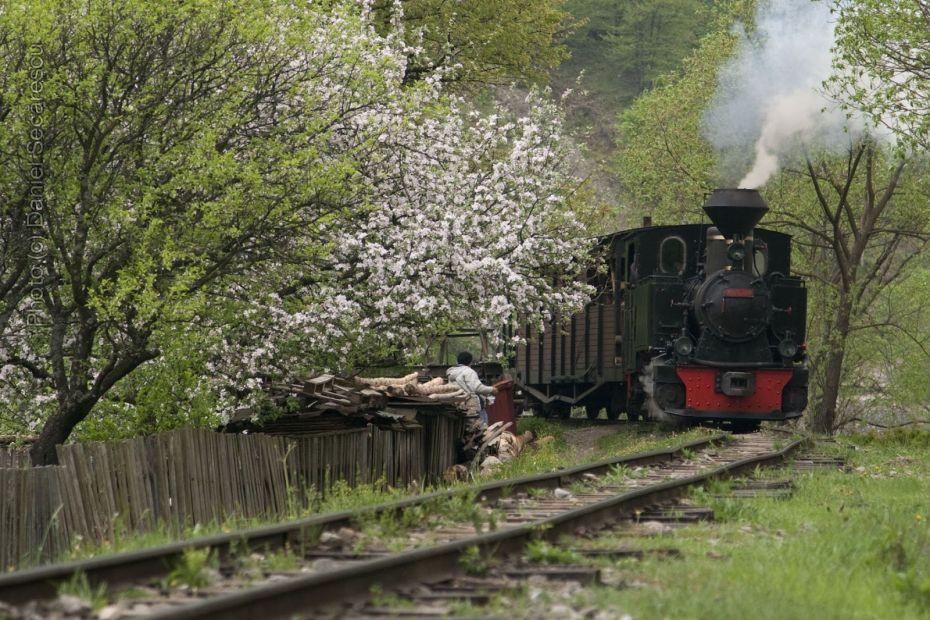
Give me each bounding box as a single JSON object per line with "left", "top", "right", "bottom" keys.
{"left": 752, "top": 244, "right": 768, "bottom": 276}
{"left": 659, "top": 236, "right": 686, "bottom": 275}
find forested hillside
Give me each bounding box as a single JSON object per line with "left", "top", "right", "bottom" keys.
{"left": 551, "top": 0, "right": 713, "bottom": 212}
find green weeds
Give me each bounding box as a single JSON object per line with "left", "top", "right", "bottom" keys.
{"left": 459, "top": 545, "right": 493, "bottom": 576}
{"left": 523, "top": 541, "right": 583, "bottom": 565}
{"left": 261, "top": 547, "right": 300, "bottom": 572}
{"left": 58, "top": 572, "right": 108, "bottom": 611}
{"left": 368, "top": 584, "right": 415, "bottom": 609}
{"left": 349, "top": 490, "right": 501, "bottom": 553}
{"left": 162, "top": 548, "right": 215, "bottom": 590}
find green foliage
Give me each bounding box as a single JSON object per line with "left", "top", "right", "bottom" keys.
{"left": 351, "top": 490, "right": 498, "bottom": 552}
{"left": 884, "top": 524, "right": 930, "bottom": 610}
{"left": 163, "top": 548, "right": 216, "bottom": 590}
{"left": 558, "top": 0, "right": 714, "bottom": 107}
{"left": 612, "top": 0, "right": 930, "bottom": 427}
{"left": 57, "top": 572, "right": 108, "bottom": 611}
{"left": 459, "top": 545, "right": 492, "bottom": 576}
{"left": 383, "top": 0, "right": 572, "bottom": 87}
{"left": 830, "top": 0, "right": 930, "bottom": 151}
{"left": 594, "top": 424, "right": 715, "bottom": 455}
{"left": 613, "top": 4, "right": 754, "bottom": 222}
{"left": 852, "top": 428, "right": 930, "bottom": 449}
{"left": 51, "top": 426, "right": 712, "bottom": 566}
{"left": 551, "top": 0, "right": 715, "bottom": 204}
{"left": 605, "top": 463, "right": 633, "bottom": 481}
{"left": 0, "top": 0, "right": 402, "bottom": 452}
{"left": 76, "top": 337, "right": 224, "bottom": 440}
{"left": 604, "top": 0, "right": 712, "bottom": 91}
{"left": 481, "top": 422, "right": 710, "bottom": 482}
{"left": 524, "top": 540, "right": 583, "bottom": 565}
{"left": 259, "top": 547, "right": 300, "bottom": 572}
{"left": 318, "top": 479, "right": 412, "bottom": 514}
{"left": 369, "top": 588, "right": 415, "bottom": 610}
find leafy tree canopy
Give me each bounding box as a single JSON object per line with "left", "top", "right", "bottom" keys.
{"left": 830, "top": 0, "right": 930, "bottom": 151}
{"left": 376, "top": 0, "right": 573, "bottom": 88}
{"left": 0, "top": 0, "right": 594, "bottom": 460}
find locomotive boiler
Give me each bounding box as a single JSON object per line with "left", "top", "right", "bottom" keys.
{"left": 512, "top": 188, "right": 808, "bottom": 430}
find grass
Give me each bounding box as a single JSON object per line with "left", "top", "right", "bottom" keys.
{"left": 523, "top": 540, "right": 582, "bottom": 565}
{"left": 459, "top": 545, "right": 494, "bottom": 576}
{"left": 162, "top": 548, "right": 215, "bottom": 590}
{"left": 57, "top": 571, "right": 108, "bottom": 611}
{"left": 483, "top": 419, "right": 715, "bottom": 483}
{"left": 516, "top": 429, "right": 930, "bottom": 619}
{"left": 258, "top": 547, "right": 300, "bottom": 572}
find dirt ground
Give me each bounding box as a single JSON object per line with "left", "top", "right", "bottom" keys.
{"left": 562, "top": 425, "right": 619, "bottom": 459}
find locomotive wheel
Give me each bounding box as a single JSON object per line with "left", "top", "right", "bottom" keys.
{"left": 585, "top": 404, "right": 601, "bottom": 420}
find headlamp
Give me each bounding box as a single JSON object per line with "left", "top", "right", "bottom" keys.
{"left": 778, "top": 338, "right": 798, "bottom": 359}
{"left": 674, "top": 336, "right": 694, "bottom": 357}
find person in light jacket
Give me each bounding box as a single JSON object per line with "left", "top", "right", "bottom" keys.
{"left": 447, "top": 351, "right": 498, "bottom": 427}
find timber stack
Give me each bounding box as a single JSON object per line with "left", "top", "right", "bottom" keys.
{"left": 450, "top": 420, "right": 536, "bottom": 479}
{"left": 222, "top": 372, "right": 469, "bottom": 435}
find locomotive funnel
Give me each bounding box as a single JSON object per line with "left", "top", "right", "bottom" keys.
{"left": 702, "top": 188, "right": 769, "bottom": 238}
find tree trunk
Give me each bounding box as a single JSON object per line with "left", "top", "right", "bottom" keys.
{"left": 811, "top": 299, "right": 852, "bottom": 434}
{"left": 30, "top": 399, "right": 93, "bottom": 466}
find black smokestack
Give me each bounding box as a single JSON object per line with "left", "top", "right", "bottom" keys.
{"left": 702, "top": 188, "right": 769, "bottom": 238}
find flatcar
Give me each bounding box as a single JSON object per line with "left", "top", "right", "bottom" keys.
{"left": 511, "top": 188, "right": 808, "bottom": 430}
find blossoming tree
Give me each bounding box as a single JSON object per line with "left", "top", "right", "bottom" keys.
{"left": 0, "top": 0, "right": 592, "bottom": 464}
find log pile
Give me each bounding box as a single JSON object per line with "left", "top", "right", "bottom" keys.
{"left": 358, "top": 373, "right": 469, "bottom": 403}
{"left": 448, "top": 420, "right": 536, "bottom": 479}
{"left": 223, "top": 372, "right": 468, "bottom": 435}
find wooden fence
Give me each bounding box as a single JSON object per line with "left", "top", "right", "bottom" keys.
{"left": 419, "top": 412, "right": 464, "bottom": 480}
{"left": 0, "top": 447, "right": 29, "bottom": 468}
{"left": 0, "top": 465, "right": 71, "bottom": 569}
{"left": 0, "top": 415, "right": 460, "bottom": 571}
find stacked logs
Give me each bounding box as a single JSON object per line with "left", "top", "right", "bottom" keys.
{"left": 358, "top": 374, "right": 469, "bottom": 403}
{"left": 223, "top": 372, "right": 468, "bottom": 435}
{"left": 447, "top": 420, "right": 536, "bottom": 479}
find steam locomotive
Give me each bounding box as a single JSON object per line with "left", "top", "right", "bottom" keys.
{"left": 512, "top": 188, "right": 808, "bottom": 430}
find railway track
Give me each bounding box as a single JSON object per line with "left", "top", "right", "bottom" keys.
{"left": 0, "top": 432, "right": 805, "bottom": 619}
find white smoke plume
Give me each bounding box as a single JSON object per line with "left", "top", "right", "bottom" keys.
{"left": 703, "top": 0, "right": 865, "bottom": 188}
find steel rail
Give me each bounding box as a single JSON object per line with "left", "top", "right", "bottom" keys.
{"left": 0, "top": 433, "right": 725, "bottom": 604}
{"left": 154, "top": 437, "right": 806, "bottom": 620}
